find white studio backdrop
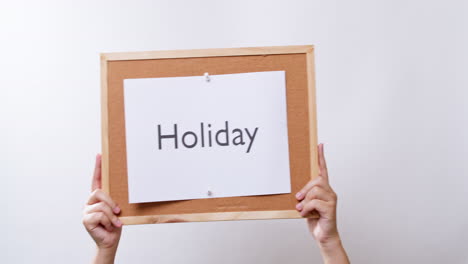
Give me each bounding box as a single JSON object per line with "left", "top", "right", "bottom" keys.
{"left": 1, "top": 0, "right": 467, "bottom": 263}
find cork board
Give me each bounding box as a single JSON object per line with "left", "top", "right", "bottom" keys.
{"left": 101, "top": 45, "right": 319, "bottom": 225}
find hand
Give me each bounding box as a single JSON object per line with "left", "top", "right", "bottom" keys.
{"left": 82, "top": 154, "right": 122, "bottom": 264}
{"left": 295, "top": 143, "right": 338, "bottom": 243}
{"left": 295, "top": 144, "right": 349, "bottom": 263}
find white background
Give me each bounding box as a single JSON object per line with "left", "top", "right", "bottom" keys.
{"left": 1, "top": 0, "right": 467, "bottom": 263}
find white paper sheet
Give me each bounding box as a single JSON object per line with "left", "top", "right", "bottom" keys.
{"left": 123, "top": 71, "right": 291, "bottom": 203}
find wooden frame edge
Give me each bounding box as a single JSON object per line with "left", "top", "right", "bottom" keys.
{"left": 101, "top": 45, "right": 314, "bottom": 61}
{"left": 306, "top": 48, "right": 319, "bottom": 180}
{"left": 101, "top": 45, "right": 318, "bottom": 224}
{"left": 119, "top": 210, "right": 319, "bottom": 225}
{"left": 100, "top": 54, "right": 110, "bottom": 194}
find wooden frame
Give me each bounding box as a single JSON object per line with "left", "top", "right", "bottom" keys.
{"left": 101, "top": 45, "right": 318, "bottom": 225}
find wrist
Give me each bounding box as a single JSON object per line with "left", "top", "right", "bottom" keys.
{"left": 94, "top": 246, "right": 118, "bottom": 264}
{"left": 318, "top": 234, "right": 342, "bottom": 250}
{"left": 317, "top": 235, "right": 350, "bottom": 264}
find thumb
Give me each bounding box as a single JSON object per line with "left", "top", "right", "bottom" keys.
{"left": 91, "top": 153, "right": 102, "bottom": 191}
{"left": 317, "top": 143, "right": 329, "bottom": 181}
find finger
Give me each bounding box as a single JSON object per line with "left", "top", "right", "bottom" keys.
{"left": 84, "top": 202, "right": 122, "bottom": 227}
{"left": 304, "top": 186, "right": 334, "bottom": 202}
{"left": 83, "top": 212, "right": 114, "bottom": 232}
{"left": 296, "top": 186, "right": 334, "bottom": 211}
{"left": 91, "top": 154, "right": 102, "bottom": 191}
{"left": 299, "top": 199, "right": 331, "bottom": 218}
{"left": 318, "top": 143, "right": 329, "bottom": 181}
{"left": 87, "top": 189, "right": 121, "bottom": 214}
{"left": 295, "top": 177, "right": 330, "bottom": 200}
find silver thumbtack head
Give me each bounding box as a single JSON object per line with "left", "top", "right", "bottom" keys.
{"left": 204, "top": 72, "right": 210, "bottom": 82}
{"left": 207, "top": 190, "right": 212, "bottom": 196}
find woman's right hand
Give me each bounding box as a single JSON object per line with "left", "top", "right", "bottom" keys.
{"left": 82, "top": 154, "right": 122, "bottom": 263}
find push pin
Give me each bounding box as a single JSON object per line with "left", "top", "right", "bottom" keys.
{"left": 207, "top": 190, "right": 213, "bottom": 196}
{"left": 204, "top": 72, "right": 210, "bottom": 82}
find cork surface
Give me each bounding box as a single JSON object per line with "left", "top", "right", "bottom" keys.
{"left": 105, "top": 53, "right": 314, "bottom": 217}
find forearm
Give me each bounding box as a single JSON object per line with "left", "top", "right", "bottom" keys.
{"left": 93, "top": 247, "right": 117, "bottom": 264}
{"left": 318, "top": 236, "right": 350, "bottom": 264}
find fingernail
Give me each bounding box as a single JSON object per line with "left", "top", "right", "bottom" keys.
{"left": 115, "top": 219, "right": 122, "bottom": 227}
{"left": 296, "top": 203, "right": 303, "bottom": 210}
{"left": 113, "top": 206, "right": 121, "bottom": 214}
{"left": 295, "top": 192, "right": 302, "bottom": 199}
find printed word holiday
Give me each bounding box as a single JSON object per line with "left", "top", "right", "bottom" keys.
{"left": 157, "top": 121, "right": 259, "bottom": 153}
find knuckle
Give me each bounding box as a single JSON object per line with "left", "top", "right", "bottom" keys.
{"left": 82, "top": 206, "right": 90, "bottom": 215}
{"left": 96, "top": 201, "right": 107, "bottom": 210}
{"left": 95, "top": 212, "right": 104, "bottom": 220}
{"left": 82, "top": 214, "right": 93, "bottom": 226}
{"left": 81, "top": 216, "right": 88, "bottom": 226}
